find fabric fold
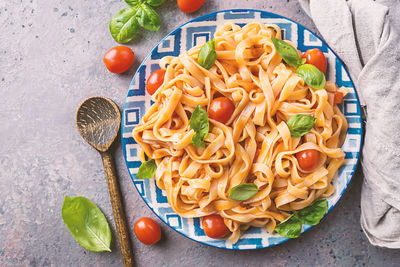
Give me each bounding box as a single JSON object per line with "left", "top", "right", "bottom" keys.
{"left": 299, "top": 0, "right": 400, "bottom": 249}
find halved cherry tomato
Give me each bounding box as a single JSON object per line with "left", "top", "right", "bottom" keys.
{"left": 103, "top": 46, "right": 135, "bottom": 74}
{"left": 177, "top": 0, "right": 206, "bottom": 13}
{"left": 296, "top": 149, "right": 320, "bottom": 171}
{"left": 202, "top": 214, "right": 230, "bottom": 238}
{"left": 333, "top": 91, "right": 344, "bottom": 105}
{"left": 301, "top": 48, "right": 327, "bottom": 74}
{"left": 146, "top": 69, "right": 166, "bottom": 95}
{"left": 208, "top": 97, "right": 235, "bottom": 124}
{"left": 134, "top": 217, "right": 161, "bottom": 245}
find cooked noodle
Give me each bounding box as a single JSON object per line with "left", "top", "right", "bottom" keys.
{"left": 133, "top": 22, "right": 348, "bottom": 243}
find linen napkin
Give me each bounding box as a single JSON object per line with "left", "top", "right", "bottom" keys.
{"left": 299, "top": 0, "right": 400, "bottom": 248}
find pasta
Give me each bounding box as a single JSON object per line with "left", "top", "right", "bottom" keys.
{"left": 132, "top": 22, "right": 348, "bottom": 243}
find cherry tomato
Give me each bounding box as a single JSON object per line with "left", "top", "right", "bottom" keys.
{"left": 134, "top": 217, "right": 161, "bottom": 245}
{"left": 202, "top": 214, "right": 230, "bottom": 238}
{"left": 177, "top": 0, "right": 206, "bottom": 13}
{"left": 301, "top": 48, "right": 327, "bottom": 74}
{"left": 333, "top": 91, "right": 344, "bottom": 105}
{"left": 208, "top": 97, "right": 235, "bottom": 124}
{"left": 146, "top": 69, "right": 166, "bottom": 95}
{"left": 103, "top": 46, "right": 135, "bottom": 74}
{"left": 296, "top": 149, "right": 320, "bottom": 171}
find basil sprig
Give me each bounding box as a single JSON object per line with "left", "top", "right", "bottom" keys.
{"left": 109, "top": 0, "right": 165, "bottom": 43}
{"left": 137, "top": 159, "right": 157, "bottom": 179}
{"left": 274, "top": 213, "right": 303, "bottom": 238}
{"left": 275, "top": 199, "right": 328, "bottom": 238}
{"left": 286, "top": 114, "right": 316, "bottom": 138}
{"left": 198, "top": 39, "right": 217, "bottom": 70}
{"left": 109, "top": 8, "right": 140, "bottom": 43}
{"left": 228, "top": 183, "right": 258, "bottom": 201}
{"left": 136, "top": 4, "right": 160, "bottom": 31}
{"left": 296, "top": 64, "right": 326, "bottom": 89}
{"left": 62, "top": 196, "right": 112, "bottom": 252}
{"left": 189, "top": 105, "right": 209, "bottom": 147}
{"left": 270, "top": 37, "right": 326, "bottom": 89}
{"left": 271, "top": 37, "right": 305, "bottom": 67}
{"left": 126, "top": 0, "right": 165, "bottom": 6}
{"left": 298, "top": 198, "right": 328, "bottom": 225}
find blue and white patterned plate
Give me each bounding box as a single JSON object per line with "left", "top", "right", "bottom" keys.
{"left": 121, "top": 9, "right": 363, "bottom": 250}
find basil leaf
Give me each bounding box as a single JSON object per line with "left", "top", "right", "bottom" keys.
{"left": 275, "top": 213, "right": 302, "bottom": 238}
{"left": 62, "top": 196, "right": 112, "bottom": 252}
{"left": 271, "top": 37, "right": 303, "bottom": 67}
{"left": 125, "top": 0, "right": 142, "bottom": 6}
{"left": 136, "top": 4, "right": 160, "bottom": 31}
{"left": 191, "top": 132, "right": 205, "bottom": 148}
{"left": 198, "top": 39, "right": 217, "bottom": 70}
{"left": 296, "top": 64, "right": 326, "bottom": 89}
{"left": 109, "top": 7, "right": 139, "bottom": 43}
{"left": 286, "top": 114, "right": 316, "bottom": 138}
{"left": 137, "top": 159, "right": 157, "bottom": 179}
{"left": 189, "top": 105, "right": 209, "bottom": 147}
{"left": 275, "top": 199, "right": 328, "bottom": 238}
{"left": 145, "top": 0, "right": 165, "bottom": 6}
{"left": 298, "top": 199, "right": 327, "bottom": 225}
{"left": 228, "top": 183, "right": 258, "bottom": 201}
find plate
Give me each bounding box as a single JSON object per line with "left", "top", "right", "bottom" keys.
{"left": 121, "top": 9, "right": 363, "bottom": 250}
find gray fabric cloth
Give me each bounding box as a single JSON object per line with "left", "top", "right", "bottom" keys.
{"left": 299, "top": 0, "right": 400, "bottom": 248}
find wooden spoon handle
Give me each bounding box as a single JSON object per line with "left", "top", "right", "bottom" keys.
{"left": 101, "top": 150, "right": 134, "bottom": 267}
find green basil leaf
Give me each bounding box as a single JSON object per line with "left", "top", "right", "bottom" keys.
{"left": 286, "top": 114, "right": 316, "bottom": 138}
{"left": 271, "top": 37, "right": 302, "bottom": 67}
{"left": 136, "top": 159, "right": 157, "bottom": 179}
{"left": 198, "top": 39, "right": 217, "bottom": 70}
{"left": 296, "top": 64, "right": 326, "bottom": 89}
{"left": 189, "top": 105, "right": 209, "bottom": 147}
{"left": 145, "top": 0, "right": 165, "bottom": 6}
{"left": 298, "top": 199, "right": 327, "bottom": 225}
{"left": 191, "top": 132, "right": 205, "bottom": 148}
{"left": 109, "top": 7, "right": 139, "bottom": 43}
{"left": 228, "top": 183, "right": 258, "bottom": 201}
{"left": 136, "top": 4, "right": 160, "bottom": 31}
{"left": 275, "top": 213, "right": 302, "bottom": 238}
{"left": 125, "top": 0, "right": 143, "bottom": 6}
{"left": 62, "top": 196, "right": 112, "bottom": 252}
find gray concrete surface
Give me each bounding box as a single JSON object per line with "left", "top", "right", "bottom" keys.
{"left": 1, "top": 0, "right": 399, "bottom": 266}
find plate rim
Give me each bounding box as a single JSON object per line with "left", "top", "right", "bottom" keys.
{"left": 121, "top": 8, "right": 363, "bottom": 250}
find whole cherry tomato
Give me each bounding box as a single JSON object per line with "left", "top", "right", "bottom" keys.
{"left": 103, "top": 46, "right": 135, "bottom": 74}
{"left": 146, "top": 69, "right": 166, "bottom": 95}
{"left": 333, "top": 91, "right": 344, "bottom": 105}
{"left": 296, "top": 149, "right": 320, "bottom": 171}
{"left": 134, "top": 217, "right": 161, "bottom": 245}
{"left": 301, "top": 48, "right": 327, "bottom": 74}
{"left": 208, "top": 97, "right": 235, "bottom": 124}
{"left": 177, "top": 0, "right": 206, "bottom": 13}
{"left": 202, "top": 214, "right": 230, "bottom": 238}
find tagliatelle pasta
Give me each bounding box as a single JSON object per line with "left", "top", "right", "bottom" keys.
{"left": 132, "top": 22, "right": 348, "bottom": 243}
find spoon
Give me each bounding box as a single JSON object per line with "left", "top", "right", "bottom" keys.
{"left": 75, "top": 96, "right": 133, "bottom": 267}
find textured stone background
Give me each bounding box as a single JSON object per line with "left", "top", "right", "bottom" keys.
{"left": 1, "top": 0, "right": 399, "bottom": 266}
